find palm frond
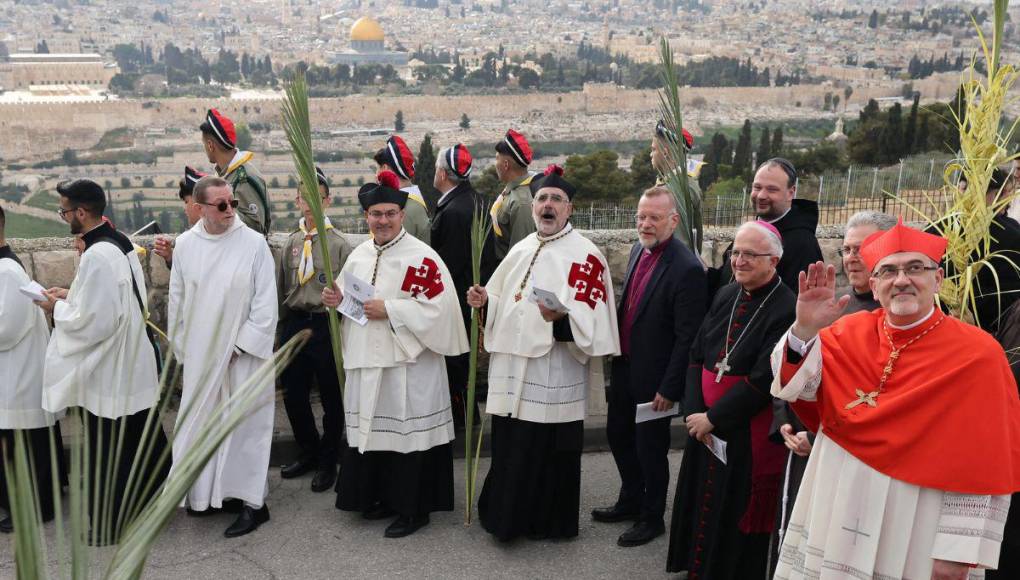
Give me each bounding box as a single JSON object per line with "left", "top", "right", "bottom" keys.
{"left": 281, "top": 71, "right": 346, "bottom": 396}
{"left": 463, "top": 205, "right": 491, "bottom": 525}
{"left": 912, "top": 1, "right": 1020, "bottom": 326}
{"left": 656, "top": 37, "right": 702, "bottom": 254}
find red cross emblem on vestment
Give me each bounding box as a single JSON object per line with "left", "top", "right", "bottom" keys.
{"left": 401, "top": 257, "right": 445, "bottom": 299}
{"left": 568, "top": 254, "right": 607, "bottom": 309}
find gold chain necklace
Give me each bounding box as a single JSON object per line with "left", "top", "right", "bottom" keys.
{"left": 844, "top": 312, "right": 945, "bottom": 409}
{"left": 513, "top": 225, "right": 572, "bottom": 302}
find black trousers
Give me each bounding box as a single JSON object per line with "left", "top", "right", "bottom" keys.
{"left": 86, "top": 408, "right": 169, "bottom": 543}
{"left": 0, "top": 423, "right": 68, "bottom": 522}
{"left": 607, "top": 359, "right": 673, "bottom": 524}
{"left": 281, "top": 313, "right": 344, "bottom": 467}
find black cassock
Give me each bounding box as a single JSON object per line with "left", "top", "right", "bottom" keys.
{"left": 666, "top": 277, "right": 794, "bottom": 579}
{"left": 429, "top": 181, "right": 487, "bottom": 422}
{"left": 80, "top": 224, "right": 170, "bottom": 544}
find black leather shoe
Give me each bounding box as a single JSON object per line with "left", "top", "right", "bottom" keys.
{"left": 384, "top": 514, "right": 429, "bottom": 538}
{"left": 281, "top": 458, "right": 316, "bottom": 479}
{"left": 591, "top": 503, "right": 640, "bottom": 523}
{"left": 0, "top": 516, "right": 12, "bottom": 534}
{"left": 362, "top": 502, "right": 396, "bottom": 521}
{"left": 311, "top": 466, "right": 337, "bottom": 493}
{"left": 617, "top": 520, "right": 665, "bottom": 547}
{"left": 224, "top": 505, "right": 270, "bottom": 538}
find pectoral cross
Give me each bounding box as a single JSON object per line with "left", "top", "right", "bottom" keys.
{"left": 714, "top": 357, "right": 731, "bottom": 383}
{"left": 844, "top": 388, "right": 880, "bottom": 410}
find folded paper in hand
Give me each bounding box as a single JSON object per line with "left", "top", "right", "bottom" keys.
{"left": 19, "top": 281, "right": 48, "bottom": 302}
{"left": 635, "top": 401, "right": 680, "bottom": 423}
{"left": 338, "top": 272, "right": 374, "bottom": 326}
{"left": 528, "top": 286, "right": 569, "bottom": 313}
{"left": 704, "top": 435, "right": 727, "bottom": 465}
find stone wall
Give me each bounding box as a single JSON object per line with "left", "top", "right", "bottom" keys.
{"left": 0, "top": 76, "right": 966, "bottom": 160}
{"left": 8, "top": 225, "right": 850, "bottom": 333}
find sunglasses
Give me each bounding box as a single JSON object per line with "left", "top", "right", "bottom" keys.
{"left": 200, "top": 199, "right": 239, "bottom": 212}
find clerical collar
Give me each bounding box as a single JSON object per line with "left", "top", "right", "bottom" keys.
{"left": 888, "top": 306, "right": 936, "bottom": 330}
{"left": 80, "top": 221, "right": 115, "bottom": 249}
{"left": 853, "top": 288, "right": 874, "bottom": 301}
{"left": 761, "top": 208, "right": 791, "bottom": 225}
{"left": 643, "top": 238, "right": 669, "bottom": 256}
{"left": 741, "top": 274, "right": 782, "bottom": 298}
{"left": 374, "top": 228, "right": 406, "bottom": 251}
{"left": 537, "top": 222, "right": 573, "bottom": 243}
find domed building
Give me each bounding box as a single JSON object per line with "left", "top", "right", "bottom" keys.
{"left": 330, "top": 16, "right": 408, "bottom": 67}
{"left": 350, "top": 17, "right": 385, "bottom": 52}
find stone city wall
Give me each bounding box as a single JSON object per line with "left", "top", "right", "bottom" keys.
{"left": 0, "top": 76, "right": 964, "bottom": 160}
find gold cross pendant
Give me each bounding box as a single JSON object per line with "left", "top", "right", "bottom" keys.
{"left": 844, "top": 389, "right": 880, "bottom": 410}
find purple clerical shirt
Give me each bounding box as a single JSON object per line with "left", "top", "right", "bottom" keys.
{"left": 620, "top": 241, "right": 667, "bottom": 355}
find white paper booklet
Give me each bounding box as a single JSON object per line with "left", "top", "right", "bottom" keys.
{"left": 528, "top": 286, "right": 570, "bottom": 313}
{"left": 634, "top": 401, "right": 680, "bottom": 423}
{"left": 704, "top": 435, "right": 728, "bottom": 465}
{"left": 338, "top": 272, "right": 374, "bottom": 326}
{"left": 19, "top": 280, "right": 48, "bottom": 302}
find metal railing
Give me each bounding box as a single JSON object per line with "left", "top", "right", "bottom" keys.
{"left": 575, "top": 158, "right": 957, "bottom": 230}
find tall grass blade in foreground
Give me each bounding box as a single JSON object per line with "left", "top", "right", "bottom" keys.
{"left": 5, "top": 321, "right": 309, "bottom": 578}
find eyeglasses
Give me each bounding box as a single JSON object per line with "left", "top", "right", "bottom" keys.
{"left": 535, "top": 193, "right": 569, "bottom": 204}
{"left": 367, "top": 209, "right": 400, "bottom": 219}
{"left": 730, "top": 250, "right": 774, "bottom": 260}
{"left": 57, "top": 207, "right": 79, "bottom": 218}
{"left": 871, "top": 263, "right": 938, "bottom": 280}
{"left": 199, "top": 199, "right": 239, "bottom": 212}
{"left": 635, "top": 212, "right": 677, "bottom": 224}
{"left": 837, "top": 245, "right": 862, "bottom": 258}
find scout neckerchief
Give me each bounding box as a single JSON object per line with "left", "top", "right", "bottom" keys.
{"left": 297, "top": 216, "right": 334, "bottom": 286}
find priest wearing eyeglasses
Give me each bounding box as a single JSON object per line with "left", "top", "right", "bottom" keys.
{"left": 770, "top": 219, "right": 1020, "bottom": 579}
{"left": 322, "top": 171, "right": 467, "bottom": 539}
{"left": 167, "top": 175, "right": 278, "bottom": 538}
{"left": 666, "top": 221, "right": 795, "bottom": 579}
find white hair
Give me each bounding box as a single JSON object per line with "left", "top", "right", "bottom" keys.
{"left": 846, "top": 210, "right": 897, "bottom": 232}
{"left": 737, "top": 221, "right": 784, "bottom": 259}
{"left": 435, "top": 147, "right": 465, "bottom": 184}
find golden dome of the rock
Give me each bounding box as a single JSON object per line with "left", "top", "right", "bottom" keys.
{"left": 350, "top": 17, "right": 385, "bottom": 42}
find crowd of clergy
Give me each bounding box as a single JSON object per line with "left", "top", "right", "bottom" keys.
{"left": 2, "top": 107, "right": 1020, "bottom": 579}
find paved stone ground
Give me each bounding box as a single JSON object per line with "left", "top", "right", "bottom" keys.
{"left": 0, "top": 451, "right": 686, "bottom": 579}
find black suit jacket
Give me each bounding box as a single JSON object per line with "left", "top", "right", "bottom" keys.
{"left": 430, "top": 180, "right": 486, "bottom": 313}
{"left": 613, "top": 238, "right": 707, "bottom": 403}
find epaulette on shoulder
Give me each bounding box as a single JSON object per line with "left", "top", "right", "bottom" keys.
{"left": 520, "top": 174, "right": 535, "bottom": 186}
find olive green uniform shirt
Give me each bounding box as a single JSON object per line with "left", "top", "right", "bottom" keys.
{"left": 219, "top": 155, "right": 271, "bottom": 235}
{"left": 489, "top": 173, "right": 536, "bottom": 260}
{"left": 277, "top": 226, "right": 351, "bottom": 321}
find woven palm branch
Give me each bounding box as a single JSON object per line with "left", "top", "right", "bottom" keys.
{"left": 920, "top": 0, "right": 1020, "bottom": 326}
